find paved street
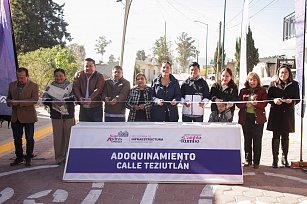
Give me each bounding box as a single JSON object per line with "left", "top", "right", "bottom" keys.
{"left": 0, "top": 105, "right": 307, "bottom": 204}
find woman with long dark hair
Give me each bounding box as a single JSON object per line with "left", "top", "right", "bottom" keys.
{"left": 267, "top": 65, "right": 300, "bottom": 168}
{"left": 150, "top": 62, "right": 181, "bottom": 122}
{"left": 209, "top": 67, "right": 238, "bottom": 122}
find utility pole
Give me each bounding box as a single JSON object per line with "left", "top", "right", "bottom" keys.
{"left": 119, "top": 0, "right": 132, "bottom": 67}
{"left": 221, "top": 0, "right": 226, "bottom": 69}
{"left": 194, "top": 20, "right": 209, "bottom": 78}
{"left": 164, "top": 21, "right": 167, "bottom": 61}
{"left": 217, "top": 21, "right": 222, "bottom": 80}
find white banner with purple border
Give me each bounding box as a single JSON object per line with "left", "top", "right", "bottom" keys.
{"left": 63, "top": 122, "right": 243, "bottom": 184}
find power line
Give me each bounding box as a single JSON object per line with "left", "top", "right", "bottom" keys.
{"left": 170, "top": 0, "right": 219, "bottom": 25}
{"left": 226, "top": 0, "right": 279, "bottom": 30}
{"left": 165, "top": 0, "right": 194, "bottom": 22}
{"left": 249, "top": 0, "right": 278, "bottom": 19}
{"left": 226, "top": 0, "right": 256, "bottom": 25}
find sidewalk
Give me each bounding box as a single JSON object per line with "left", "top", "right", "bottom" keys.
{"left": 0, "top": 106, "right": 307, "bottom": 203}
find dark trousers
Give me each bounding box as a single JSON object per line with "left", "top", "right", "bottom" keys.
{"left": 242, "top": 113, "right": 264, "bottom": 165}
{"left": 273, "top": 131, "right": 289, "bottom": 140}
{"left": 79, "top": 106, "right": 103, "bottom": 122}
{"left": 11, "top": 121, "right": 35, "bottom": 159}
{"left": 182, "top": 115, "right": 203, "bottom": 122}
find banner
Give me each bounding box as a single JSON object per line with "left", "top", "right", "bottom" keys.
{"left": 0, "top": 0, "right": 17, "bottom": 115}
{"left": 239, "top": 0, "right": 249, "bottom": 90}
{"left": 63, "top": 122, "right": 243, "bottom": 184}
{"left": 295, "top": 0, "right": 306, "bottom": 118}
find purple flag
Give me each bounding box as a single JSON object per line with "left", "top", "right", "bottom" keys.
{"left": 0, "top": 0, "right": 17, "bottom": 115}
{"left": 295, "top": 0, "right": 306, "bottom": 118}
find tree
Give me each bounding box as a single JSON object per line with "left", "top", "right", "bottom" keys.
{"left": 246, "top": 26, "right": 259, "bottom": 73}
{"left": 235, "top": 26, "right": 260, "bottom": 74}
{"left": 176, "top": 32, "right": 197, "bottom": 73}
{"left": 68, "top": 43, "right": 86, "bottom": 70}
{"left": 18, "top": 45, "right": 78, "bottom": 93}
{"left": 108, "top": 54, "right": 116, "bottom": 63}
{"left": 133, "top": 62, "right": 141, "bottom": 85}
{"left": 95, "top": 36, "right": 111, "bottom": 63}
{"left": 10, "top": 0, "right": 71, "bottom": 53}
{"left": 213, "top": 42, "right": 226, "bottom": 79}
{"left": 235, "top": 37, "right": 241, "bottom": 77}
{"left": 152, "top": 37, "right": 172, "bottom": 67}
{"left": 136, "top": 50, "right": 146, "bottom": 60}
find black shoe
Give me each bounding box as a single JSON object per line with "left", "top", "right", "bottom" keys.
{"left": 254, "top": 164, "right": 260, "bottom": 169}
{"left": 25, "top": 159, "right": 31, "bottom": 167}
{"left": 243, "top": 161, "right": 252, "bottom": 167}
{"left": 272, "top": 162, "right": 278, "bottom": 168}
{"left": 281, "top": 156, "right": 290, "bottom": 168}
{"left": 10, "top": 158, "right": 23, "bottom": 166}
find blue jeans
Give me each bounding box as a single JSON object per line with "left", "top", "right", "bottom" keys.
{"left": 79, "top": 106, "right": 103, "bottom": 122}
{"left": 105, "top": 116, "right": 125, "bottom": 122}
{"left": 11, "top": 121, "right": 35, "bottom": 159}
{"left": 182, "top": 115, "right": 203, "bottom": 122}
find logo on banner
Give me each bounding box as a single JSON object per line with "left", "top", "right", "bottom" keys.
{"left": 130, "top": 135, "right": 163, "bottom": 143}
{"left": 107, "top": 131, "right": 129, "bottom": 143}
{"left": 180, "top": 134, "right": 202, "bottom": 143}
{"left": 0, "top": 96, "right": 7, "bottom": 104}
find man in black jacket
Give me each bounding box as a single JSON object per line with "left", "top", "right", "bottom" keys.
{"left": 180, "top": 62, "right": 210, "bottom": 122}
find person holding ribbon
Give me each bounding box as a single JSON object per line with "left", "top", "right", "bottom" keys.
{"left": 7, "top": 67, "right": 39, "bottom": 167}
{"left": 209, "top": 67, "right": 238, "bottom": 122}
{"left": 125, "top": 72, "right": 152, "bottom": 122}
{"left": 267, "top": 65, "right": 300, "bottom": 168}
{"left": 181, "top": 62, "right": 210, "bottom": 122}
{"left": 102, "top": 65, "right": 130, "bottom": 122}
{"left": 43, "top": 68, "right": 75, "bottom": 165}
{"left": 73, "top": 58, "right": 105, "bottom": 122}
{"left": 237, "top": 72, "right": 268, "bottom": 169}
{"left": 150, "top": 61, "right": 181, "bottom": 122}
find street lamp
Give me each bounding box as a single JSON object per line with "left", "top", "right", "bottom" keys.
{"left": 194, "top": 20, "right": 208, "bottom": 78}
{"left": 117, "top": 0, "right": 132, "bottom": 67}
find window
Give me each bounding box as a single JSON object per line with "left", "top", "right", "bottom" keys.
{"left": 283, "top": 12, "right": 296, "bottom": 41}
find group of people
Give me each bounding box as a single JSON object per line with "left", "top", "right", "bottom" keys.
{"left": 7, "top": 58, "right": 300, "bottom": 170}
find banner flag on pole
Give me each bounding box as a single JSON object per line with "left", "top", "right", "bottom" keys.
{"left": 0, "top": 0, "right": 17, "bottom": 115}
{"left": 295, "top": 0, "right": 306, "bottom": 118}
{"left": 239, "top": 0, "right": 249, "bottom": 90}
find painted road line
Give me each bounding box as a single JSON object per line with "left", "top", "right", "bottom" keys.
{"left": 80, "top": 183, "right": 104, "bottom": 204}
{"left": 140, "top": 184, "right": 158, "bottom": 204}
{"left": 243, "top": 172, "right": 256, "bottom": 176}
{"left": 199, "top": 185, "right": 218, "bottom": 198}
{"left": 0, "top": 126, "right": 52, "bottom": 155}
{"left": 0, "top": 187, "right": 14, "bottom": 204}
{"left": 264, "top": 172, "right": 307, "bottom": 184}
{"left": 0, "top": 165, "right": 58, "bottom": 177}
{"left": 198, "top": 199, "right": 213, "bottom": 204}
{"left": 81, "top": 190, "right": 102, "bottom": 204}
{"left": 52, "top": 189, "right": 68, "bottom": 202}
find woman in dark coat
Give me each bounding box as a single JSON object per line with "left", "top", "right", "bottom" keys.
{"left": 151, "top": 61, "right": 181, "bottom": 122}
{"left": 210, "top": 67, "right": 238, "bottom": 122}
{"left": 237, "top": 72, "right": 268, "bottom": 169}
{"left": 267, "top": 65, "right": 300, "bottom": 168}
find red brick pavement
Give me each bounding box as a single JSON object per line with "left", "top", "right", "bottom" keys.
{"left": 1, "top": 108, "right": 307, "bottom": 203}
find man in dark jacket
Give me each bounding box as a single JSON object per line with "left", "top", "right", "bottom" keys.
{"left": 181, "top": 62, "right": 210, "bottom": 122}
{"left": 102, "top": 66, "right": 130, "bottom": 122}
{"left": 73, "top": 58, "right": 105, "bottom": 122}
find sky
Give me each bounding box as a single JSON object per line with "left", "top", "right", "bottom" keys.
{"left": 53, "top": 0, "right": 295, "bottom": 66}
